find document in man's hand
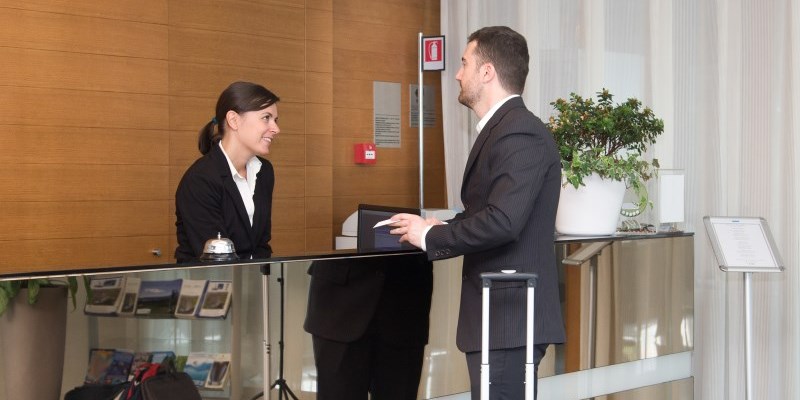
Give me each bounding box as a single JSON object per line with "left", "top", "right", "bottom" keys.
{"left": 373, "top": 218, "right": 397, "bottom": 228}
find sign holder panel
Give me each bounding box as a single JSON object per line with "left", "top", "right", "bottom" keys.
{"left": 703, "top": 216, "right": 784, "bottom": 400}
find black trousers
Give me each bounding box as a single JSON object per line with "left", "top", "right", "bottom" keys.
{"left": 465, "top": 344, "right": 549, "bottom": 400}
{"left": 312, "top": 333, "right": 425, "bottom": 400}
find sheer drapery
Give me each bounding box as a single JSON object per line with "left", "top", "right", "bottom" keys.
{"left": 440, "top": 1, "right": 799, "bottom": 398}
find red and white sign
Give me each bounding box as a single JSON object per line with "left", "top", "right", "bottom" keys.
{"left": 422, "top": 36, "right": 445, "bottom": 71}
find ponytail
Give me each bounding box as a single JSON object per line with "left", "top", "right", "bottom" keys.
{"left": 198, "top": 118, "right": 222, "bottom": 155}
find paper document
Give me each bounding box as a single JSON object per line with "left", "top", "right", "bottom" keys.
{"left": 373, "top": 218, "right": 398, "bottom": 228}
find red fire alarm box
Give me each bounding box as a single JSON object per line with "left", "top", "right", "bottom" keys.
{"left": 354, "top": 143, "right": 377, "bottom": 164}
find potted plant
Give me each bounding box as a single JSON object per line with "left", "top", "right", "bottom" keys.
{"left": 547, "top": 88, "right": 664, "bottom": 235}
{"left": 0, "top": 277, "right": 82, "bottom": 400}
{"left": 0, "top": 277, "right": 81, "bottom": 316}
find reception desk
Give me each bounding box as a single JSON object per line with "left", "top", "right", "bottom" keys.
{"left": 0, "top": 233, "right": 693, "bottom": 400}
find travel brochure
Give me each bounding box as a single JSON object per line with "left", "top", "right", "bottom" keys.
{"left": 83, "top": 278, "right": 232, "bottom": 319}
{"left": 83, "top": 349, "right": 231, "bottom": 390}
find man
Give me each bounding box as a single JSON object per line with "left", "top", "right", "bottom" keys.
{"left": 390, "top": 26, "right": 565, "bottom": 399}
{"left": 304, "top": 253, "right": 433, "bottom": 399}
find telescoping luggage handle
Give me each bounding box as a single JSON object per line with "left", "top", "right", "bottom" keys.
{"left": 480, "top": 271, "right": 538, "bottom": 400}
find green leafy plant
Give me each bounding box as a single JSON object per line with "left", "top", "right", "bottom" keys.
{"left": 547, "top": 88, "right": 664, "bottom": 214}
{"left": 0, "top": 277, "right": 84, "bottom": 317}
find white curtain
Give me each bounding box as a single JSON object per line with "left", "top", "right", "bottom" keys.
{"left": 440, "top": 1, "right": 800, "bottom": 399}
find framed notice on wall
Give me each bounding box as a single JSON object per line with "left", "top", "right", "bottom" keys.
{"left": 703, "top": 216, "right": 784, "bottom": 273}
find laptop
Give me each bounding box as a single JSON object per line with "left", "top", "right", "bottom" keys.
{"left": 356, "top": 204, "right": 420, "bottom": 254}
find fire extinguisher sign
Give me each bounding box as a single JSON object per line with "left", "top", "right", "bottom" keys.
{"left": 421, "top": 36, "right": 445, "bottom": 71}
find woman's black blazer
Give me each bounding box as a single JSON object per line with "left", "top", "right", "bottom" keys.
{"left": 174, "top": 144, "right": 274, "bottom": 262}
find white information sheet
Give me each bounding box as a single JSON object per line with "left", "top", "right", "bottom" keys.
{"left": 703, "top": 217, "right": 784, "bottom": 272}
{"left": 373, "top": 81, "right": 401, "bottom": 148}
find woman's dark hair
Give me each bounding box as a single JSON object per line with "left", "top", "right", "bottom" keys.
{"left": 198, "top": 81, "right": 280, "bottom": 155}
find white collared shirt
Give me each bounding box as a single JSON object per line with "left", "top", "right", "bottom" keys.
{"left": 476, "top": 94, "right": 520, "bottom": 133}
{"left": 219, "top": 143, "right": 262, "bottom": 226}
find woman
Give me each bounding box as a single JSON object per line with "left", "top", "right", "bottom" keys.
{"left": 175, "top": 81, "right": 280, "bottom": 262}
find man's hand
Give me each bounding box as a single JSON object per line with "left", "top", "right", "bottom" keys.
{"left": 389, "top": 213, "right": 443, "bottom": 249}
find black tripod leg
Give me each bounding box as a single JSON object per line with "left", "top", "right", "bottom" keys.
{"left": 269, "top": 264, "right": 298, "bottom": 400}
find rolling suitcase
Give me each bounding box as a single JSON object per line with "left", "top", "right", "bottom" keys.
{"left": 480, "top": 271, "right": 537, "bottom": 400}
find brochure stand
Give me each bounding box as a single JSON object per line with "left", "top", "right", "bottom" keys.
{"left": 703, "top": 217, "right": 784, "bottom": 400}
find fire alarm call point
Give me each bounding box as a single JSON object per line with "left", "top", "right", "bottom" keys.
{"left": 354, "top": 143, "right": 377, "bottom": 164}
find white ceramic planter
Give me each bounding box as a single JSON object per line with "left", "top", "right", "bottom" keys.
{"left": 556, "top": 173, "right": 626, "bottom": 235}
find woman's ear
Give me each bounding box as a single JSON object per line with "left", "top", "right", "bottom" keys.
{"left": 225, "top": 110, "right": 239, "bottom": 130}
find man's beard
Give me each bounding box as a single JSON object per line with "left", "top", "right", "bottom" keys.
{"left": 458, "top": 85, "right": 478, "bottom": 108}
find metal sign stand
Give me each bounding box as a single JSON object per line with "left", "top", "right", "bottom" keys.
{"left": 703, "top": 216, "right": 785, "bottom": 400}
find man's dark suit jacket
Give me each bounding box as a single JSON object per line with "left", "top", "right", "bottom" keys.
{"left": 426, "top": 97, "right": 566, "bottom": 353}
{"left": 303, "top": 253, "right": 433, "bottom": 347}
{"left": 174, "top": 143, "right": 274, "bottom": 262}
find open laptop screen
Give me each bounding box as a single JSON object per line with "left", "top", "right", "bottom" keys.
{"left": 357, "top": 204, "right": 420, "bottom": 254}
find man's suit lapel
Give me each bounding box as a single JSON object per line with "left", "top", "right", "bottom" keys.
{"left": 461, "top": 97, "right": 524, "bottom": 199}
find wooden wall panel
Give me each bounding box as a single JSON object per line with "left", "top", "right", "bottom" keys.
{"left": 0, "top": 87, "right": 168, "bottom": 129}
{"left": 0, "top": 236, "right": 171, "bottom": 272}
{"left": 305, "top": 134, "right": 333, "bottom": 166}
{"left": 169, "top": 0, "right": 305, "bottom": 39}
{"left": 2, "top": 201, "right": 171, "bottom": 240}
{"left": 0, "top": 8, "right": 167, "bottom": 58}
{"left": 270, "top": 229, "right": 305, "bottom": 255}
{"left": 168, "top": 28, "right": 304, "bottom": 71}
{"left": 0, "top": 126, "right": 168, "bottom": 165}
{"left": 168, "top": 62, "right": 305, "bottom": 102}
{"left": 274, "top": 167, "right": 305, "bottom": 199}
{"left": 1, "top": 0, "right": 168, "bottom": 23}
{"left": 272, "top": 197, "right": 306, "bottom": 230}
{"left": 0, "top": 47, "right": 168, "bottom": 93}
{"left": 0, "top": 165, "right": 168, "bottom": 202}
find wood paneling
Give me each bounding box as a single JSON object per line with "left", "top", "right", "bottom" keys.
{"left": 2, "top": 201, "right": 171, "bottom": 240}
{"left": 335, "top": 0, "right": 431, "bottom": 28}
{"left": 168, "top": 27, "right": 305, "bottom": 71}
{"left": 168, "top": 0, "right": 305, "bottom": 39}
{"left": 0, "top": 47, "right": 168, "bottom": 93}
{"left": 305, "top": 134, "right": 333, "bottom": 166}
{"left": 307, "top": 40, "right": 333, "bottom": 73}
{"left": 305, "top": 166, "right": 333, "bottom": 197}
{"left": 0, "top": 165, "right": 169, "bottom": 202}
{"left": 305, "top": 196, "right": 333, "bottom": 228}
{"left": 272, "top": 197, "right": 305, "bottom": 230}
{"left": 332, "top": 166, "right": 418, "bottom": 197}
{"left": 307, "top": 9, "right": 333, "bottom": 42}
{"left": 334, "top": 20, "right": 420, "bottom": 56}
{"left": 0, "top": 126, "right": 168, "bottom": 165}
{"left": 305, "top": 104, "right": 333, "bottom": 136}
{"left": 0, "top": 87, "right": 167, "bottom": 129}
{"left": 168, "top": 62, "right": 305, "bottom": 102}
{"left": 307, "top": 72, "right": 334, "bottom": 104}
{"left": 274, "top": 167, "right": 305, "bottom": 198}
{"left": 270, "top": 229, "right": 305, "bottom": 254}
{"left": 1, "top": 0, "right": 168, "bottom": 23}
{"left": 0, "top": 236, "right": 171, "bottom": 272}
{"left": 306, "top": 227, "right": 334, "bottom": 251}
{"left": 0, "top": 8, "right": 168, "bottom": 58}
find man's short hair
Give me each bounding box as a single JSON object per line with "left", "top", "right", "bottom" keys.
{"left": 467, "top": 26, "right": 529, "bottom": 94}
